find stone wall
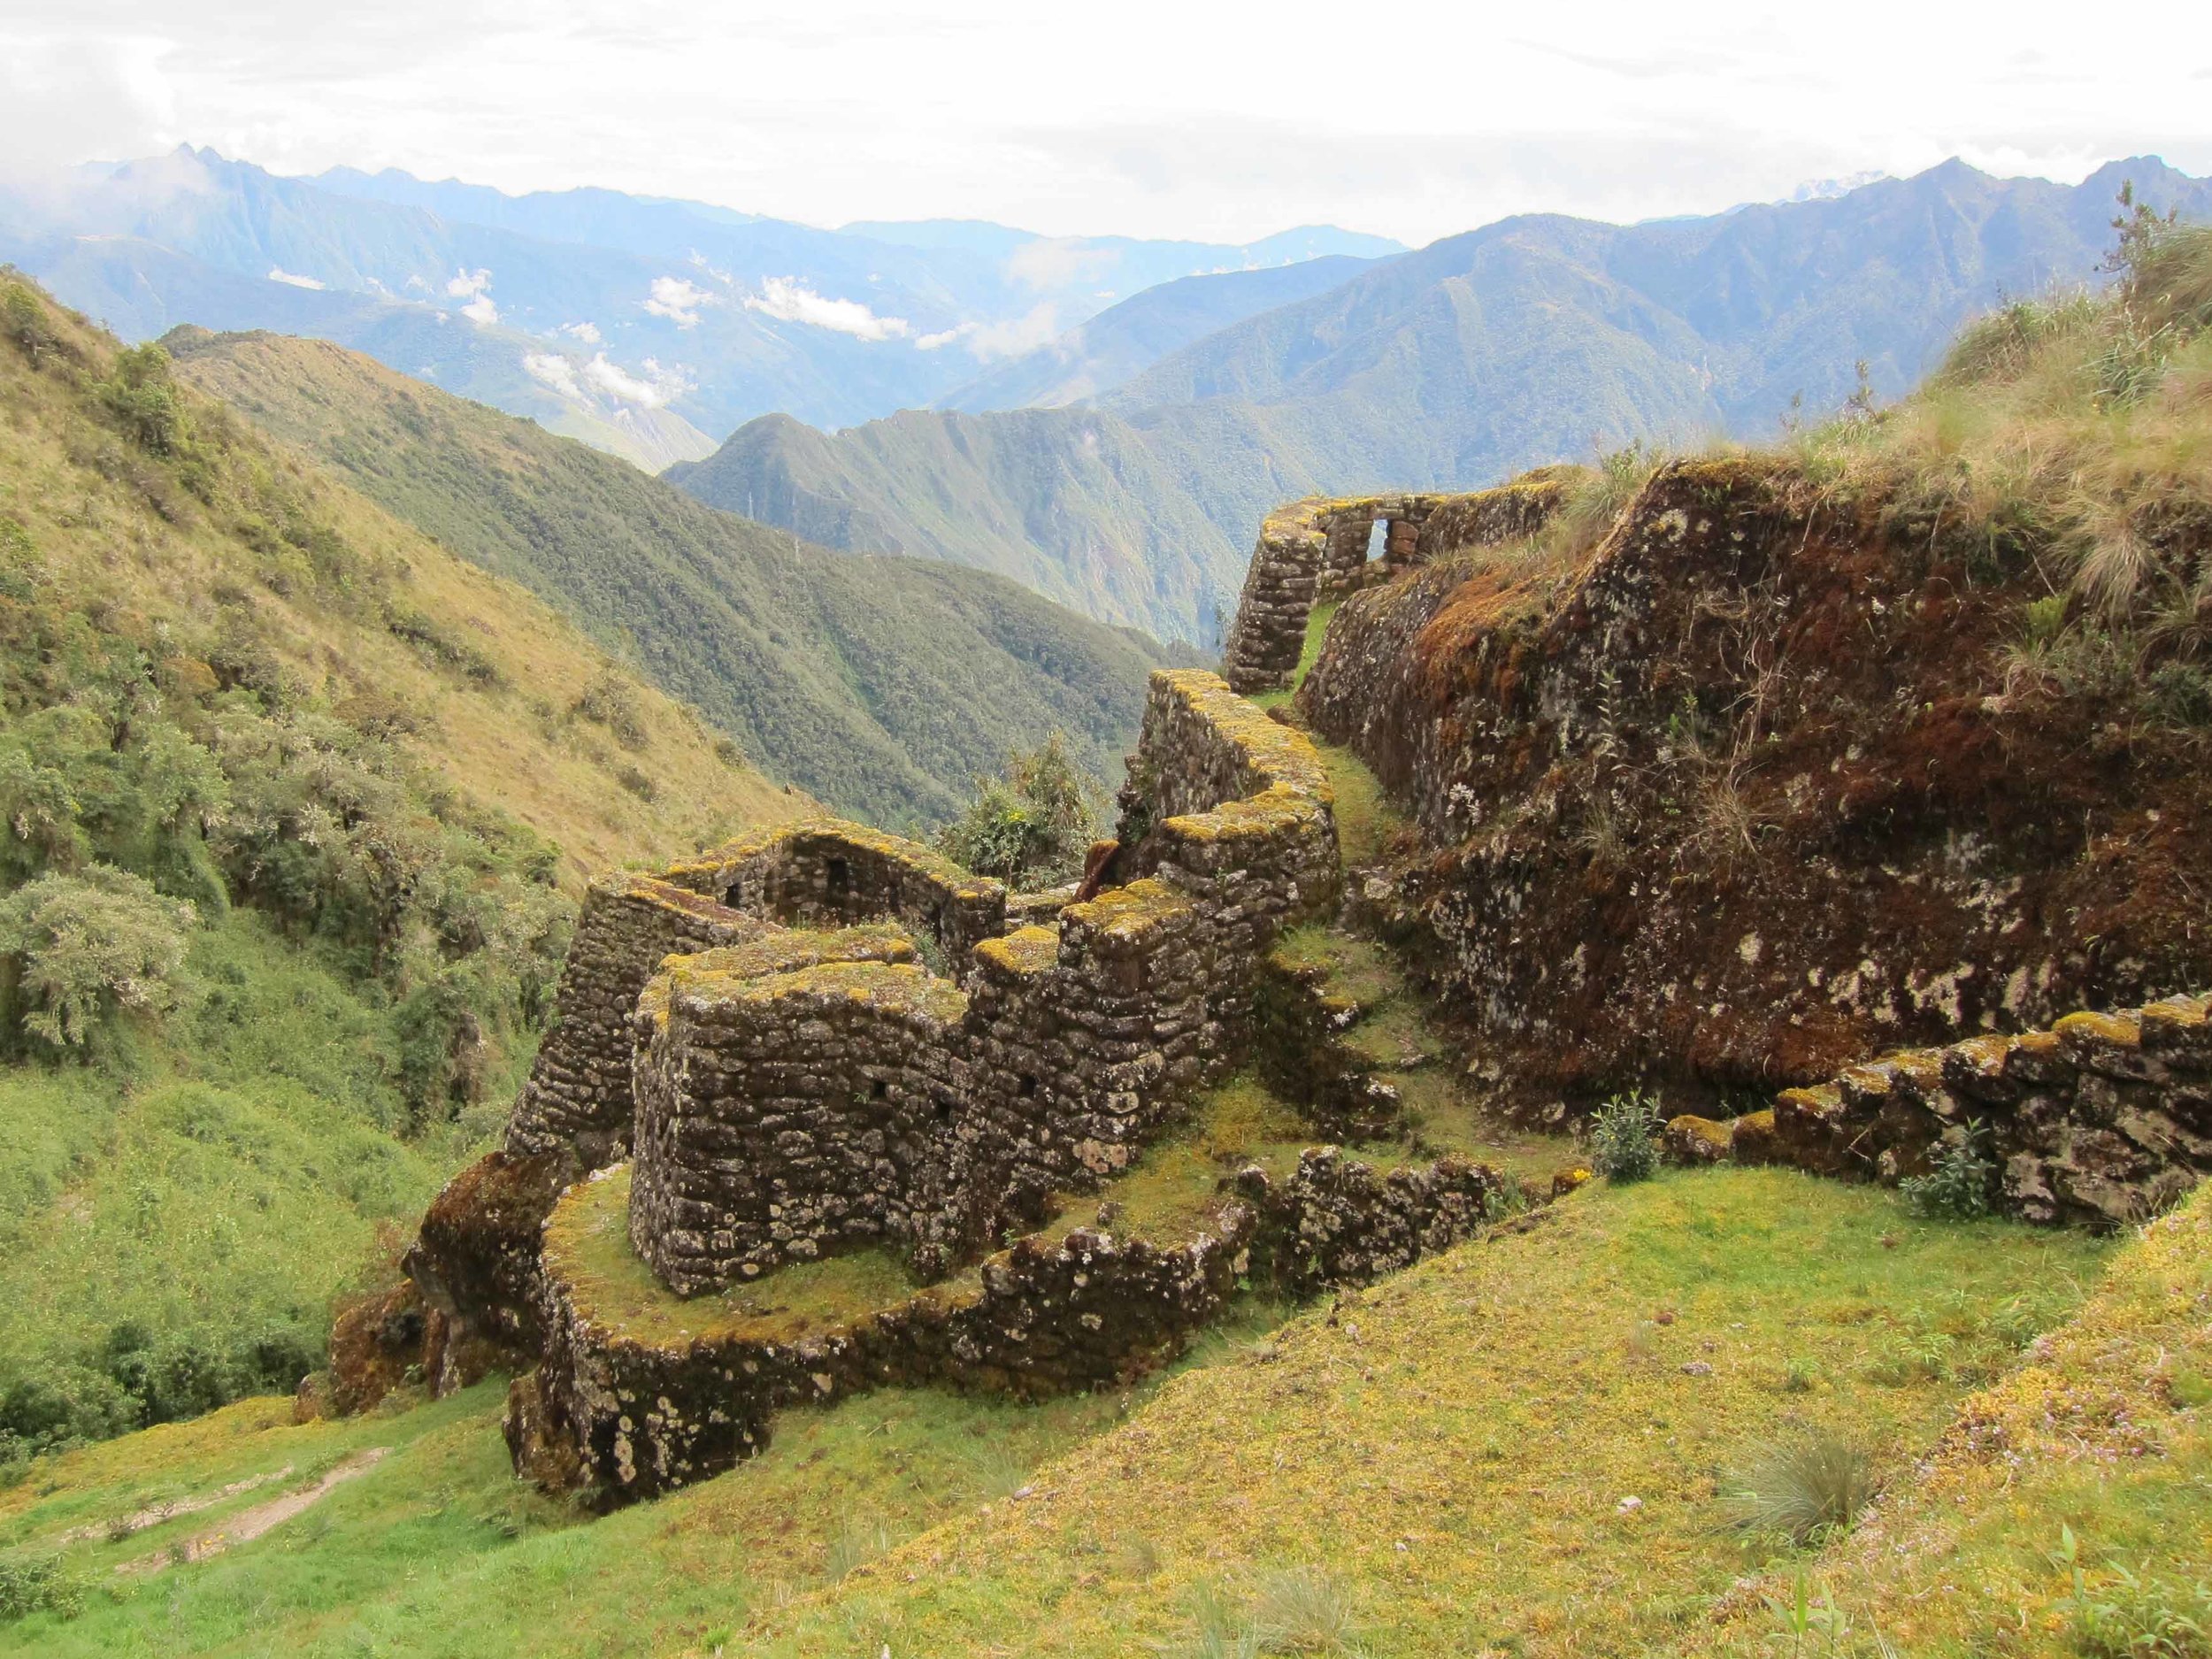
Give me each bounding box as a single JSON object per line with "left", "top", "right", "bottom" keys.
{"left": 503, "top": 876, "right": 764, "bottom": 1169}
{"left": 620, "top": 671, "right": 1336, "bottom": 1297}
{"left": 662, "top": 817, "right": 1006, "bottom": 973}
{"left": 627, "top": 954, "right": 967, "bottom": 1294}
{"left": 1217, "top": 475, "right": 1579, "bottom": 696}
{"left": 515, "top": 1142, "right": 1515, "bottom": 1504}
{"left": 1666, "top": 992, "right": 2212, "bottom": 1229}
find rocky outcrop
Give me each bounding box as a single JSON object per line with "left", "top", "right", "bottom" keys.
{"left": 1293, "top": 458, "right": 2212, "bottom": 1103}
{"left": 1668, "top": 992, "right": 2212, "bottom": 1228}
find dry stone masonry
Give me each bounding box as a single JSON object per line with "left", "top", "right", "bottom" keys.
{"left": 383, "top": 665, "right": 1522, "bottom": 1502}
{"left": 1218, "top": 473, "right": 1578, "bottom": 695}
{"left": 1665, "top": 992, "right": 2212, "bottom": 1229}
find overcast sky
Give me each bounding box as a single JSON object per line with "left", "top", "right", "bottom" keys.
{"left": 4, "top": 1, "right": 2209, "bottom": 245}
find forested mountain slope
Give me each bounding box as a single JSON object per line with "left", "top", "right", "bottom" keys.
{"left": 167, "top": 329, "right": 1172, "bottom": 826}
{"left": 934, "top": 255, "right": 1380, "bottom": 412}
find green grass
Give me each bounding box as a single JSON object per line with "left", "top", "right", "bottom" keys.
{"left": 736, "top": 1168, "right": 2110, "bottom": 1657}
{"left": 0, "top": 1310, "right": 1302, "bottom": 1656}
{"left": 548, "top": 1166, "right": 927, "bottom": 1348}
{"left": 0, "top": 910, "right": 503, "bottom": 1450}
{"left": 1250, "top": 602, "right": 1338, "bottom": 714}
{"left": 169, "top": 329, "right": 1171, "bottom": 832}
{"left": 1702, "top": 1179, "right": 2212, "bottom": 1657}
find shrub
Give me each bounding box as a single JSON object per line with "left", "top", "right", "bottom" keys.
{"left": 1587, "top": 1091, "right": 1663, "bottom": 1183}
{"left": 0, "top": 1550, "right": 86, "bottom": 1623}
{"left": 0, "top": 866, "right": 196, "bottom": 1052}
{"left": 1, "top": 280, "right": 61, "bottom": 368}
{"left": 96, "top": 342, "right": 190, "bottom": 457}
{"left": 1251, "top": 1566, "right": 1361, "bottom": 1655}
{"left": 1724, "top": 1428, "right": 1876, "bottom": 1548}
{"left": 1899, "top": 1122, "right": 1998, "bottom": 1220}
{"left": 573, "top": 672, "right": 649, "bottom": 749}
{"left": 938, "top": 731, "right": 1100, "bottom": 886}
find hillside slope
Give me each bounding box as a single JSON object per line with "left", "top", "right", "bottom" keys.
{"left": 680, "top": 159, "right": 2212, "bottom": 646}
{"left": 166, "top": 329, "right": 1174, "bottom": 827}
{"left": 666, "top": 402, "right": 1323, "bottom": 646}
{"left": 0, "top": 275, "right": 801, "bottom": 1453}
{"left": 1294, "top": 217, "right": 2212, "bottom": 1106}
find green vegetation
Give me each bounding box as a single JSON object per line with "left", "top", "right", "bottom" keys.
{"left": 547, "top": 1167, "right": 925, "bottom": 1348}
{"left": 0, "top": 276, "right": 796, "bottom": 1460}
{"left": 167, "top": 331, "right": 1175, "bottom": 829}
{"left": 1722, "top": 1429, "right": 1876, "bottom": 1548}
{"left": 1702, "top": 1179, "right": 2212, "bottom": 1658}
{"left": 1587, "top": 1092, "right": 1665, "bottom": 1184}
{"left": 1782, "top": 207, "right": 2212, "bottom": 734}
{"left": 732, "top": 1169, "right": 2104, "bottom": 1656}
{"left": 936, "top": 730, "right": 1103, "bottom": 887}
{"left": 0, "top": 1310, "right": 1295, "bottom": 1656}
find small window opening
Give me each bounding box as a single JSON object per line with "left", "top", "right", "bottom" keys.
{"left": 722, "top": 879, "right": 744, "bottom": 909}
{"left": 1364, "top": 518, "right": 1388, "bottom": 563}
{"left": 825, "top": 856, "right": 852, "bottom": 899}
{"left": 871, "top": 1078, "right": 889, "bottom": 1101}
{"left": 1017, "top": 1074, "right": 1038, "bottom": 1100}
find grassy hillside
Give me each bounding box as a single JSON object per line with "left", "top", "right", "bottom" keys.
{"left": 0, "top": 273, "right": 800, "bottom": 1457}
{"left": 0, "top": 1170, "right": 2113, "bottom": 1655}
{"left": 668, "top": 403, "right": 1317, "bottom": 648}
{"left": 167, "top": 329, "right": 1173, "bottom": 827}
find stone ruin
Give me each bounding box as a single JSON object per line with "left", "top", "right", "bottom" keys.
{"left": 388, "top": 668, "right": 1517, "bottom": 1502}
{"left": 1218, "top": 472, "right": 1578, "bottom": 695}
{"left": 1212, "top": 467, "right": 2212, "bottom": 1228}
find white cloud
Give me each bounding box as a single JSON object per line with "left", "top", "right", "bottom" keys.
{"left": 556, "top": 319, "right": 602, "bottom": 343}
{"left": 917, "top": 303, "right": 1063, "bottom": 360}
{"left": 521, "top": 350, "right": 582, "bottom": 400}
{"left": 1005, "top": 237, "right": 1118, "bottom": 291}
{"left": 443, "top": 266, "right": 497, "bottom": 325}
{"left": 581, "top": 352, "right": 691, "bottom": 408}
{"left": 642, "top": 274, "right": 715, "bottom": 326}
{"left": 265, "top": 265, "right": 324, "bottom": 288}
{"left": 742, "top": 276, "right": 909, "bottom": 342}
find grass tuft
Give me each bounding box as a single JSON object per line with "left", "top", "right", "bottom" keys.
{"left": 1722, "top": 1428, "right": 1876, "bottom": 1548}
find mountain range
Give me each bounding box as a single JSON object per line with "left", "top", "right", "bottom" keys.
{"left": 164, "top": 327, "right": 1176, "bottom": 828}
{"left": 677, "top": 157, "right": 2212, "bottom": 644}
{"left": 12, "top": 149, "right": 2209, "bottom": 649}
{"left": 0, "top": 148, "right": 1399, "bottom": 469}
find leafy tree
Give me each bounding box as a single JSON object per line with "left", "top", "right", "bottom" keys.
{"left": 937, "top": 731, "right": 1102, "bottom": 886}
{"left": 0, "top": 866, "right": 196, "bottom": 1052}
{"left": 97, "top": 342, "right": 191, "bottom": 457}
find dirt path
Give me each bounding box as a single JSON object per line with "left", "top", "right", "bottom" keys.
{"left": 120, "top": 1448, "right": 389, "bottom": 1573}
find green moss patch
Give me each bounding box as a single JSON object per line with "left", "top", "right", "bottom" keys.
{"left": 543, "top": 1168, "right": 925, "bottom": 1350}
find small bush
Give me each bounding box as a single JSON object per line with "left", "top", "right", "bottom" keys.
{"left": 0, "top": 1549, "right": 87, "bottom": 1623}
{"left": 938, "top": 731, "right": 1101, "bottom": 886}
{"left": 1587, "top": 1091, "right": 1663, "bottom": 1183}
{"left": 1898, "top": 1123, "right": 1998, "bottom": 1220}
{"left": 1724, "top": 1428, "right": 1876, "bottom": 1548}
{"left": 96, "top": 343, "right": 191, "bottom": 457}
{"left": 572, "top": 672, "right": 649, "bottom": 750}
{"left": 0, "top": 866, "right": 197, "bottom": 1053}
